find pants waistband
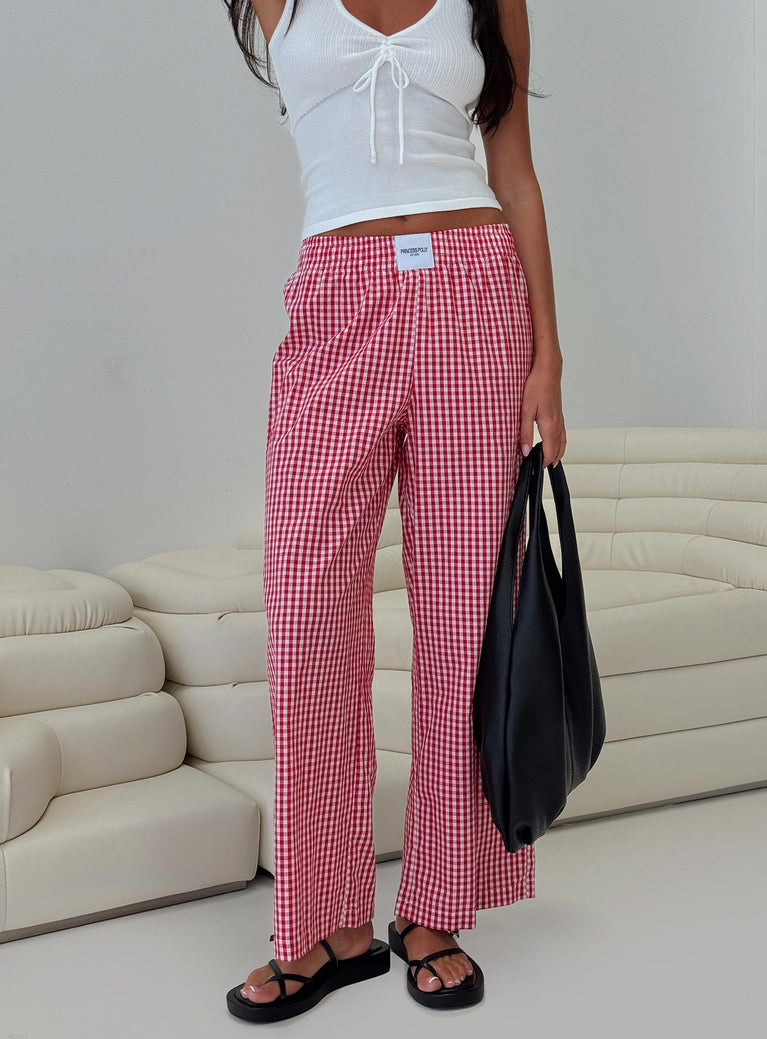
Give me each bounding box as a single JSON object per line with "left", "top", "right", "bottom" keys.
{"left": 295, "top": 221, "right": 515, "bottom": 273}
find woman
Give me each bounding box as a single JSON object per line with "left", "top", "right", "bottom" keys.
{"left": 225, "top": 0, "right": 566, "bottom": 1022}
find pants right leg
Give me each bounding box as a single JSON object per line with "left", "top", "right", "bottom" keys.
{"left": 263, "top": 257, "right": 411, "bottom": 961}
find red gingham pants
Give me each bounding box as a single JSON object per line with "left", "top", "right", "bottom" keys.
{"left": 263, "top": 222, "right": 536, "bottom": 961}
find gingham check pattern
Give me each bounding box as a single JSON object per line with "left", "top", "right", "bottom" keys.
{"left": 264, "top": 222, "right": 536, "bottom": 960}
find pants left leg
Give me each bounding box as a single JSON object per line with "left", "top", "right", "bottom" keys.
{"left": 393, "top": 224, "right": 537, "bottom": 931}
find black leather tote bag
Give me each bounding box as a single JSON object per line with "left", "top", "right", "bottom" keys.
{"left": 472, "top": 441, "right": 606, "bottom": 853}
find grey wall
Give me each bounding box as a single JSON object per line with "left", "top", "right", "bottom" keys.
{"left": 2, "top": 0, "right": 765, "bottom": 575}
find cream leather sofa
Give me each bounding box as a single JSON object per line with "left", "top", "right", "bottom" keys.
{"left": 0, "top": 570, "right": 259, "bottom": 943}
{"left": 3, "top": 426, "right": 766, "bottom": 940}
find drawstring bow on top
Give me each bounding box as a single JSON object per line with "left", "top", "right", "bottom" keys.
{"left": 352, "top": 44, "right": 411, "bottom": 164}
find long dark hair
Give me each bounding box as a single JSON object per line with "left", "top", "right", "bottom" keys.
{"left": 221, "top": 0, "right": 546, "bottom": 137}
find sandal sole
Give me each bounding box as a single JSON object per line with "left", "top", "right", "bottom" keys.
{"left": 387, "top": 919, "right": 484, "bottom": 1010}
{"left": 226, "top": 936, "right": 390, "bottom": 1023}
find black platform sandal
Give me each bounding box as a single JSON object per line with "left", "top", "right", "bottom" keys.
{"left": 226, "top": 932, "right": 390, "bottom": 1023}
{"left": 387, "top": 919, "right": 484, "bottom": 1010}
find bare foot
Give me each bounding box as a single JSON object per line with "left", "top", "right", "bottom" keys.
{"left": 394, "top": 916, "right": 474, "bottom": 993}
{"left": 239, "top": 921, "right": 374, "bottom": 1004}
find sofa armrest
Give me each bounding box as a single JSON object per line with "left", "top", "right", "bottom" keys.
{"left": 0, "top": 717, "right": 61, "bottom": 843}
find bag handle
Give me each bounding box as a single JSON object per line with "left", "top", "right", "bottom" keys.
{"left": 545, "top": 449, "right": 590, "bottom": 622}
{"left": 503, "top": 443, "right": 536, "bottom": 586}
{"left": 503, "top": 443, "right": 568, "bottom": 630}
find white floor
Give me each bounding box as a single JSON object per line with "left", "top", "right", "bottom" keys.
{"left": 2, "top": 786, "right": 763, "bottom": 1039}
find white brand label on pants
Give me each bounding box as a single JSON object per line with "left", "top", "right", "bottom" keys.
{"left": 394, "top": 232, "right": 435, "bottom": 271}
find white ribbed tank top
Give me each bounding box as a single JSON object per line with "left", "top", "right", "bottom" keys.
{"left": 267, "top": 0, "right": 503, "bottom": 239}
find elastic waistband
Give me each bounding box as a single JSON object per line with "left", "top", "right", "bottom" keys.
{"left": 295, "top": 221, "right": 515, "bottom": 273}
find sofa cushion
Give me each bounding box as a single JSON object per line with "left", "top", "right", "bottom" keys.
{"left": 166, "top": 680, "right": 273, "bottom": 762}
{"left": 107, "top": 549, "right": 266, "bottom": 687}
{"left": 0, "top": 765, "right": 259, "bottom": 934}
{"left": 107, "top": 548, "right": 263, "bottom": 613}
{"left": 0, "top": 567, "right": 133, "bottom": 637}
{"left": 27, "top": 691, "right": 188, "bottom": 795}
{"left": 0, "top": 573, "right": 163, "bottom": 717}
{"left": 0, "top": 718, "right": 60, "bottom": 842}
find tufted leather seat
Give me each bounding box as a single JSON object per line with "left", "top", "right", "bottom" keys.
{"left": 0, "top": 569, "right": 258, "bottom": 943}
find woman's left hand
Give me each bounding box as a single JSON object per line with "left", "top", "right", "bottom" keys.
{"left": 519, "top": 359, "right": 567, "bottom": 468}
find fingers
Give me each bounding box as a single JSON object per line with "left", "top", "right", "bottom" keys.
{"left": 525, "top": 432, "right": 567, "bottom": 468}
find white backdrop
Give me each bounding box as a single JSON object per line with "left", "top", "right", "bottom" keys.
{"left": 1, "top": 0, "right": 765, "bottom": 574}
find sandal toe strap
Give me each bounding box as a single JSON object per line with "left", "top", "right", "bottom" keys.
{"left": 277, "top": 970, "right": 314, "bottom": 983}
{"left": 266, "top": 959, "right": 322, "bottom": 1000}
{"left": 264, "top": 941, "right": 336, "bottom": 1001}
{"left": 266, "top": 958, "right": 287, "bottom": 999}
{"left": 408, "top": 957, "right": 442, "bottom": 983}
{"left": 408, "top": 947, "right": 467, "bottom": 983}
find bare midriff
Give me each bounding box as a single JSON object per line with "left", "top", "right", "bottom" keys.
{"left": 315, "top": 206, "right": 507, "bottom": 237}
